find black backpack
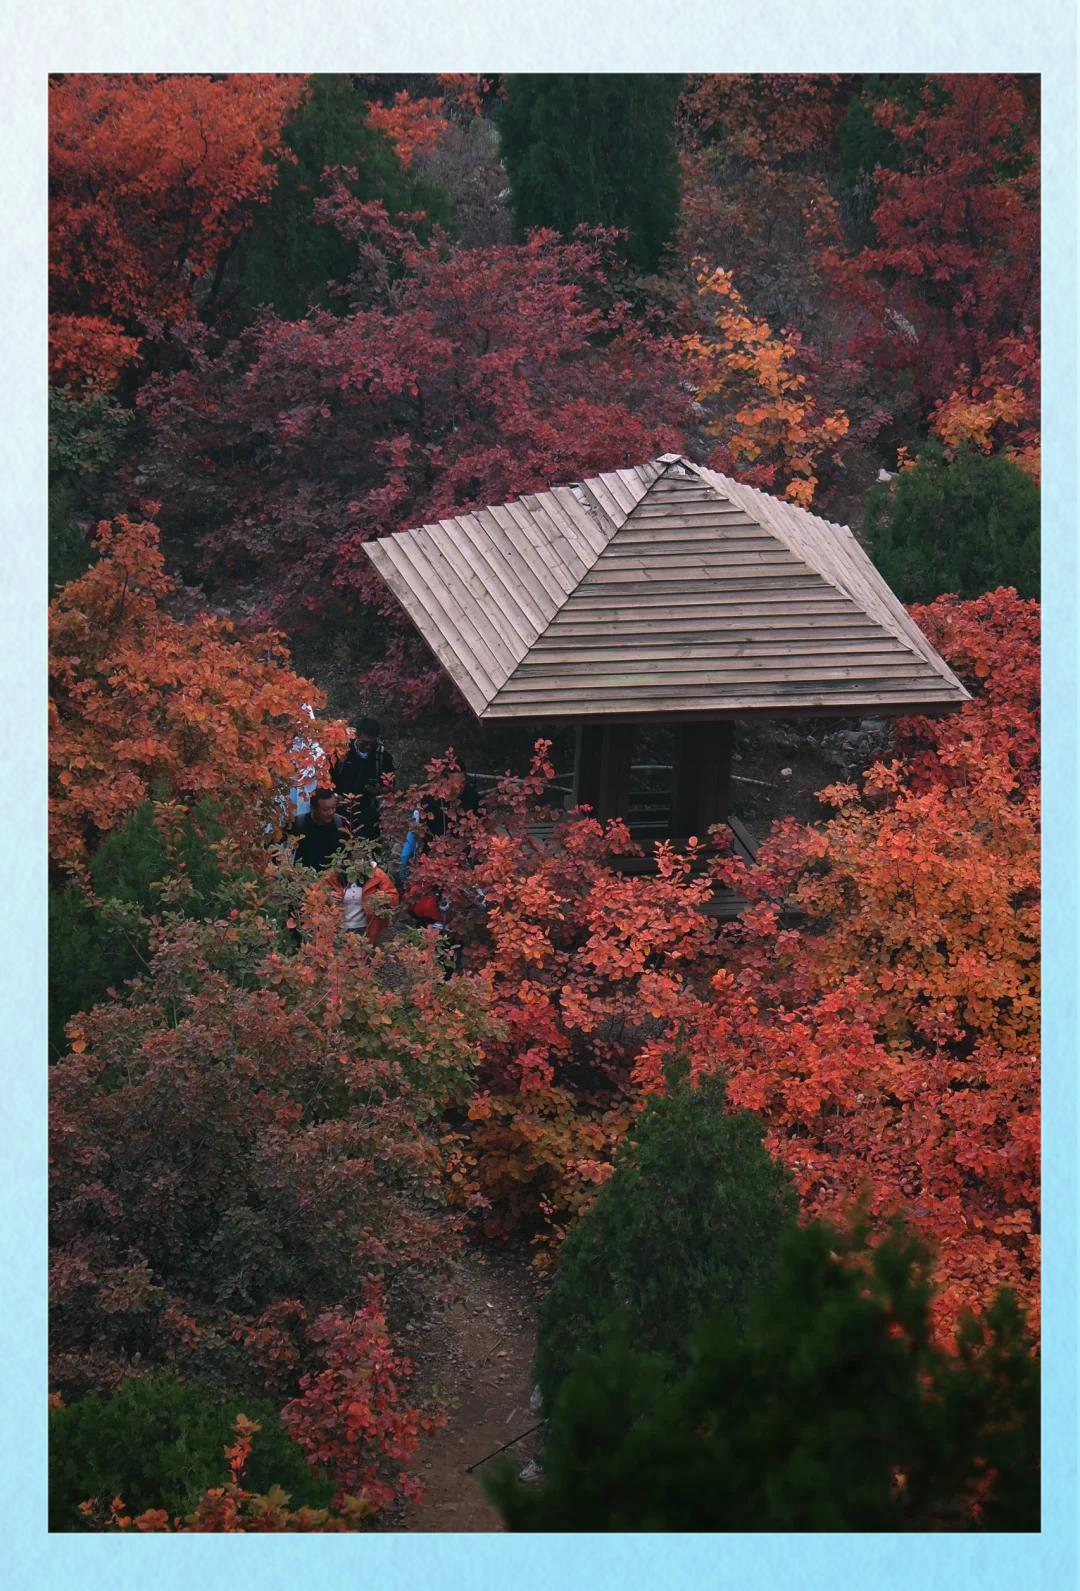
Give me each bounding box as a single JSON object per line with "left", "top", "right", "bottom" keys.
{"left": 294, "top": 811, "right": 348, "bottom": 837}
{"left": 334, "top": 740, "right": 390, "bottom": 796}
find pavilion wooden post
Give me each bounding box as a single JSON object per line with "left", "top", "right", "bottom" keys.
{"left": 575, "top": 722, "right": 635, "bottom": 823}
{"left": 672, "top": 720, "right": 734, "bottom": 841}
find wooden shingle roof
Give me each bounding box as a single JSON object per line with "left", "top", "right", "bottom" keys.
{"left": 363, "top": 455, "right": 971, "bottom": 721}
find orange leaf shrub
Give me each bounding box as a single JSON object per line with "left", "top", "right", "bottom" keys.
{"left": 679, "top": 743, "right": 1040, "bottom": 1343}
{"left": 897, "top": 589, "right": 1040, "bottom": 794}
{"left": 930, "top": 337, "right": 1040, "bottom": 483}
{"left": 48, "top": 514, "right": 347, "bottom": 878}
{"left": 366, "top": 90, "right": 448, "bottom": 167}
{"left": 281, "top": 1283, "right": 443, "bottom": 1510}
{"left": 684, "top": 265, "right": 849, "bottom": 504}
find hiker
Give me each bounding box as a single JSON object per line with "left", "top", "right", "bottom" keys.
{"left": 399, "top": 773, "right": 481, "bottom": 886}
{"left": 292, "top": 787, "right": 349, "bottom": 872}
{"left": 286, "top": 703, "right": 322, "bottom": 822}
{"left": 399, "top": 774, "right": 482, "bottom": 972}
{"left": 331, "top": 716, "right": 394, "bottom": 841}
{"left": 341, "top": 861, "right": 400, "bottom": 946}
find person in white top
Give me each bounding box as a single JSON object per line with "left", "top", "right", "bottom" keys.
{"left": 342, "top": 881, "right": 367, "bottom": 934}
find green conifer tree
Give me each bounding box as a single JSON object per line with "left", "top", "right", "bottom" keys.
{"left": 865, "top": 443, "right": 1040, "bottom": 603}
{"left": 233, "top": 74, "right": 452, "bottom": 320}
{"left": 533, "top": 1076, "right": 797, "bottom": 1409}
{"left": 499, "top": 74, "right": 682, "bottom": 272}
{"left": 490, "top": 1217, "right": 1040, "bottom": 1532}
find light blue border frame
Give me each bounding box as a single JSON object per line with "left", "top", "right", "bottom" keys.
{"left": 5, "top": 6, "right": 1076, "bottom": 1585}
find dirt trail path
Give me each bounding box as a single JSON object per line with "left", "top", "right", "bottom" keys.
{"left": 400, "top": 1245, "right": 544, "bottom": 1532}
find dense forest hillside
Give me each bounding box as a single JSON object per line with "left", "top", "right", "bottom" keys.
{"left": 48, "top": 73, "right": 1040, "bottom": 1533}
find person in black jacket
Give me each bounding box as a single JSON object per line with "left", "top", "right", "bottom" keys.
{"left": 330, "top": 717, "right": 394, "bottom": 840}
{"left": 292, "top": 788, "right": 350, "bottom": 871}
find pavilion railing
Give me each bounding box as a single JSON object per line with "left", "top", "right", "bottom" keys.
{"left": 466, "top": 764, "right": 678, "bottom": 836}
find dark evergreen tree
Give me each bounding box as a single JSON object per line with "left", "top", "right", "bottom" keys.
{"left": 865, "top": 443, "right": 1040, "bottom": 603}
{"left": 533, "top": 1075, "right": 797, "bottom": 1408}
{"left": 230, "top": 74, "right": 452, "bottom": 321}
{"left": 490, "top": 1218, "right": 1040, "bottom": 1532}
{"left": 499, "top": 74, "right": 681, "bottom": 272}
{"left": 836, "top": 74, "right": 927, "bottom": 245}
{"left": 48, "top": 388, "right": 131, "bottom": 593}
{"left": 837, "top": 75, "right": 927, "bottom": 193}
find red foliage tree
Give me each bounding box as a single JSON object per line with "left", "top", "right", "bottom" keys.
{"left": 138, "top": 218, "right": 692, "bottom": 639}
{"left": 435, "top": 74, "right": 502, "bottom": 119}
{"left": 896, "top": 589, "right": 1040, "bottom": 793}
{"left": 380, "top": 745, "right": 721, "bottom": 1252}
{"left": 49, "top": 73, "right": 306, "bottom": 389}
{"left": 676, "top": 74, "right": 851, "bottom": 325}
{"left": 365, "top": 90, "right": 448, "bottom": 167}
{"left": 819, "top": 75, "right": 1039, "bottom": 441}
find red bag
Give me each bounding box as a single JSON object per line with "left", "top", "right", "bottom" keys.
{"left": 406, "top": 888, "right": 443, "bottom": 926}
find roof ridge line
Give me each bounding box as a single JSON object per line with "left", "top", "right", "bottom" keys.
{"left": 684, "top": 461, "right": 939, "bottom": 673}
{"left": 494, "top": 457, "right": 691, "bottom": 700}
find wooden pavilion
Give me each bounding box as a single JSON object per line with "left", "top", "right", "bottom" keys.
{"left": 363, "top": 454, "right": 970, "bottom": 857}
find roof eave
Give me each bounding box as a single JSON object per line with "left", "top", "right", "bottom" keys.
{"left": 478, "top": 693, "right": 971, "bottom": 723}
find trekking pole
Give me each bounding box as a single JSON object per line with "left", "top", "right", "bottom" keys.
{"left": 464, "top": 1419, "right": 545, "bottom": 1474}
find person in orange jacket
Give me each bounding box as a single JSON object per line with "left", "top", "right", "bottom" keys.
{"left": 341, "top": 862, "right": 399, "bottom": 944}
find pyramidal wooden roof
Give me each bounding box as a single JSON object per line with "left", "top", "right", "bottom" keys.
{"left": 363, "top": 455, "right": 971, "bottom": 721}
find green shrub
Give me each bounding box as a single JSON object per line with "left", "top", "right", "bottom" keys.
{"left": 48, "top": 886, "right": 139, "bottom": 1058}
{"left": 49, "top": 799, "right": 227, "bottom": 1056}
{"left": 88, "top": 797, "right": 225, "bottom": 906}
{"left": 499, "top": 74, "right": 682, "bottom": 273}
{"left": 490, "top": 1218, "right": 1040, "bottom": 1532}
{"left": 49, "top": 1372, "right": 332, "bottom": 1530}
{"left": 865, "top": 442, "right": 1040, "bottom": 603}
{"left": 533, "top": 1075, "right": 797, "bottom": 1408}
{"left": 49, "top": 479, "right": 94, "bottom": 594}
